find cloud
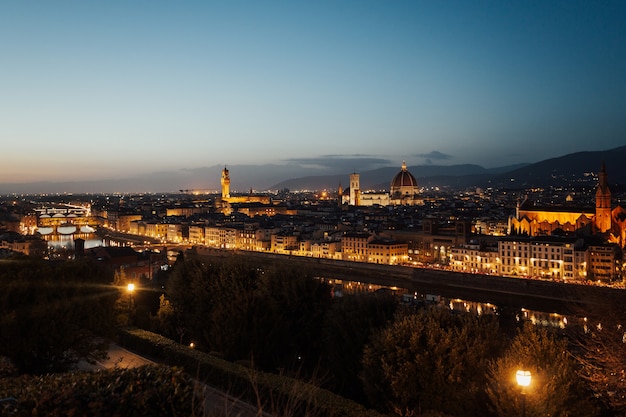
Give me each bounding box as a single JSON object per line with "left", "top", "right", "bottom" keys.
{"left": 413, "top": 151, "right": 452, "bottom": 165}
{"left": 285, "top": 155, "right": 392, "bottom": 171}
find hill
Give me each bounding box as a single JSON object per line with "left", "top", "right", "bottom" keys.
{"left": 1, "top": 147, "right": 624, "bottom": 194}
{"left": 270, "top": 164, "right": 507, "bottom": 191}
{"left": 486, "top": 147, "right": 626, "bottom": 189}
{"left": 270, "top": 147, "right": 626, "bottom": 191}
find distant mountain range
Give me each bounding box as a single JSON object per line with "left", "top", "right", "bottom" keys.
{"left": 1, "top": 147, "right": 625, "bottom": 194}
{"left": 269, "top": 163, "right": 531, "bottom": 191}
{"left": 269, "top": 146, "right": 626, "bottom": 191}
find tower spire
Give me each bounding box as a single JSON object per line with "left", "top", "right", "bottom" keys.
{"left": 595, "top": 162, "right": 611, "bottom": 233}
{"left": 221, "top": 166, "right": 231, "bottom": 199}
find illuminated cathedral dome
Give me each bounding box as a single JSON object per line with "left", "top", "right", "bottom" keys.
{"left": 390, "top": 161, "right": 420, "bottom": 205}
{"left": 390, "top": 161, "right": 418, "bottom": 193}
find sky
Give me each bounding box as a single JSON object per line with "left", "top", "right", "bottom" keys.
{"left": 1, "top": 1, "right": 625, "bottom": 189}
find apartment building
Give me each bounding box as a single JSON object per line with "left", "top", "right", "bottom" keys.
{"left": 450, "top": 243, "right": 499, "bottom": 274}
{"left": 528, "top": 237, "right": 576, "bottom": 281}
{"left": 311, "top": 239, "right": 342, "bottom": 259}
{"left": 498, "top": 238, "right": 531, "bottom": 277}
{"left": 342, "top": 232, "right": 371, "bottom": 262}
{"left": 145, "top": 222, "right": 168, "bottom": 240}
{"left": 367, "top": 239, "right": 408, "bottom": 265}
{"left": 463, "top": 237, "right": 623, "bottom": 282}
{"left": 271, "top": 232, "right": 299, "bottom": 253}
{"left": 588, "top": 245, "right": 621, "bottom": 282}
{"left": 188, "top": 224, "right": 205, "bottom": 245}
{"left": 235, "top": 224, "right": 259, "bottom": 251}
{"left": 167, "top": 224, "right": 184, "bottom": 243}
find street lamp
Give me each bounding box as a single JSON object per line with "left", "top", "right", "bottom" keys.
{"left": 127, "top": 283, "right": 135, "bottom": 325}
{"left": 516, "top": 370, "right": 531, "bottom": 417}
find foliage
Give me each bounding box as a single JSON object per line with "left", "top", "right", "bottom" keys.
{"left": 112, "top": 268, "right": 133, "bottom": 326}
{"left": 0, "top": 365, "right": 196, "bottom": 416}
{"left": 568, "top": 301, "right": 626, "bottom": 416}
{"left": 361, "top": 307, "right": 503, "bottom": 416}
{"left": 320, "top": 292, "right": 398, "bottom": 401}
{"left": 486, "top": 322, "right": 597, "bottom": 417}
{"left": 250, "top": 261, "right": 333, "bottom": 373}
{"left": 161, "top": 254, "right": 333, "bottom": 375}
{"left": 26, "top": 238, "right": 48, "bottom": 259}
{"left": 118, "top": 327, "right": 384, "bottom": 417}
{"left": 159, "top": 255, "right": 212, "bottom": 344}
{"left": 0, "top": 259, "right": 116, "bottom": 373}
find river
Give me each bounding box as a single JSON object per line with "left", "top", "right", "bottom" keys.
{"left": 319, "top": 277, "right": 577, "bottom": 331}
{"left": 44, "top": 233, "right": 104, "bottom": 250}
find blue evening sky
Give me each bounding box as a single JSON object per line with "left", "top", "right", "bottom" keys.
{"left": 1, "top": 1, "right": 625, "bottom": 184}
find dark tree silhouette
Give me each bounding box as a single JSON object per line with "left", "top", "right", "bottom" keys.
{"left": 320, "top": 292, "right": 398, "bottom": 402}
{"left": 487, "top": 322, "right": 597, "bottom": 417}
{"left": 361, "top": 307, "right": 503, "bottom": 417}
{"left": 567, "top": 297, "right": 626, "bottom": 416}
{"left": 160, "top": 254, "right": 332, "bottom": 375}
{"left": 0, "top": 259, "right": 116, "bottom": 373}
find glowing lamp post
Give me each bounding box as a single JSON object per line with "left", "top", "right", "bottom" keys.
{"left": 127, "top": 283, "right": 135, "bottom": 325}
{"left": 516, "top": 370, "right": 531, "bottom": 417}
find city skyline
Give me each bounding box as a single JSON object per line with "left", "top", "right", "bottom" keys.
{"left": 2, "top": 1, "right": 625, "bottom": 191}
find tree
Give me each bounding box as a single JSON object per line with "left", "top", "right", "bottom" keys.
{"left": 320, "top": 292, "right": 398, "bottom": 402}
{"left": 27, "top": 238, "right": 48, "bottom": 259}
{"left": 0, "top": 259, "right": 116, "bottom": 373}
{"left": 112, "top": 268, "right": 133, "bottom": 326}
{"left": 567, "top": 299, "right": 626, "bottom": 416}
{"left": 251, "top": 262, "right": 333, "bottom": 374}
{"left": 160, "top": 254, "right": 333, "bottom": 374}
{"left": 162, "top": 255, "right": 212, "bottom": 344}
{"left": 486, "top": 322, "right": 597, "bottom": 417}
{"left": 361, "top": 307, "right": 503, "bottom": 416}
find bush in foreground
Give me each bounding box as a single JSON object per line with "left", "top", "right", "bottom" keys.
{"left": 0, "top": 365, "right": 196, "bottom": 417}
{"left": 119, "top": 327, "right": 384, "bottom": 417}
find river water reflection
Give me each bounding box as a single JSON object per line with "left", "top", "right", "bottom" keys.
{"left": 320, "top": 278, "right": 574, "bottom": 331}
{"left": 44, "top": 233, "right": 104, "bottom": 250}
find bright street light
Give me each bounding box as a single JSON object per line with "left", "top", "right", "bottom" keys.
{"left": 516, "top": 370, "right": 531, "bottom": 387}
{"left": 516, "top": 369, "right": 531, "bottom": 417}
{"left": 126, "top": 283, "right": 135, "bottom": 325}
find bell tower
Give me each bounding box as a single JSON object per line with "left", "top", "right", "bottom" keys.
{"left": 595, "top": 162, "right": 612, "bottom": 233}
{"left": 221, "top": 166, "right": 231, "bottom": 199}
{"left": 349, "top": 173, "right": 360, "bottom": 206}
{"left": 338, "top": 183, "right": 343, "bottom": 207}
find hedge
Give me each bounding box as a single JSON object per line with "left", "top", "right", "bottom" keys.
{"left": 118, "top": 327, "right": 384, "bottom": 417}
{"left": 0, "top": 365, "right": 195, "bottom": 417}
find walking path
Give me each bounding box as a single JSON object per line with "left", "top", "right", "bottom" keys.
{"left": 75, "top": 342, "right": 154, "bottom": 371}
{"left": 77, "top": 342, "right": 270, "bottom": 417}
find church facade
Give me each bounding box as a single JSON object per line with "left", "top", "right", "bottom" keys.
{"left": 342, "top": 161, "right": 422, "bottom": 207}
{"left": 509, "top": 163, "right": 626, "bottom": 248}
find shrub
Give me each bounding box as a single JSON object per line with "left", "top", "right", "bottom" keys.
{"left": 0, "top": 365, "right": 196, "bottom": 417}
{"left": 118, "top": 327, "right": 383, "bottom": 417}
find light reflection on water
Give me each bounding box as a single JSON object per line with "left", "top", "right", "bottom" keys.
{"left": 44, "top": 234, "right": 104, "bottom": 250}
{"left": 318, "top": 277, "right": 575, "bottom": 330}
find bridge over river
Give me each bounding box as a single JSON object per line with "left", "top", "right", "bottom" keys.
{"left": 194, "top": 248, "right": 623, "bottom": 316}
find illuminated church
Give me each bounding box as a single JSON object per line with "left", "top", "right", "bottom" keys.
{"left": 389, "top": 160, "right": 421, "bottom": 206}
{"left": 509, "top": 163, "right": 626, "bottom": 247}
{"left": 342, "top": 161, "right": 423, "bottom": 206}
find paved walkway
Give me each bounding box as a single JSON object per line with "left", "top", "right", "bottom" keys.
{"left": 77, "top": 342, "right": 271, "bottom": 417}
{"left": 75, "top": 342, "right": 155, "bottom": 371}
